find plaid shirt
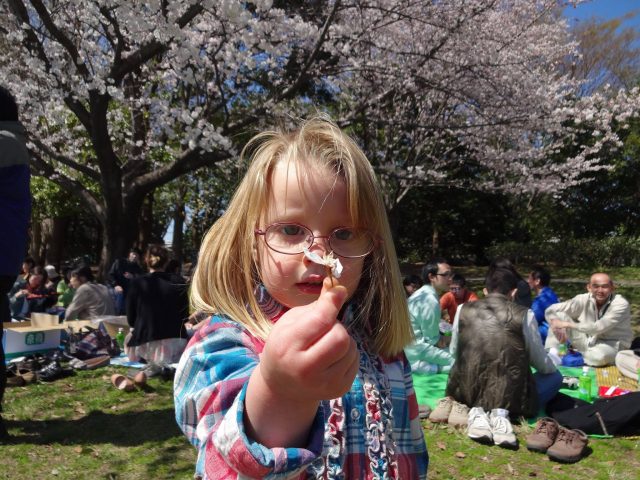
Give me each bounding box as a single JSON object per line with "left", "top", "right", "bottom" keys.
{"left": 174, "top": 294, "right": 428, "bottom": 479}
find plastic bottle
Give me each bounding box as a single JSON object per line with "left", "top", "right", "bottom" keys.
{"left": 557, "top": 342, "right": 567, "bottom": 357}
{"left": 116, "top": 327, "right": 125, "bottom": 349}
{"left": 424, "top": 364, "right": 440, "bottom": 374}
{"left": 578, "top": 366, "right": 592, "bottom": 401}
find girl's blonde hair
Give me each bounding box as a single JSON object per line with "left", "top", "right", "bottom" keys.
{"left": 191, "top": 117, "right": 413, "bottom": 356}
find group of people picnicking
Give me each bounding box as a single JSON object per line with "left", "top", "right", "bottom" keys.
{"left": 404, "top": 257, "right": 638, "bottom": 462}
{"left": 2, "top": 85, "right": 639, "bottom": 477}
{"left": 5, "top": 246, "right": 193, "bottom": 363}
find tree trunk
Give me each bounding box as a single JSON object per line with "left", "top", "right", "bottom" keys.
{"left": 137, "top": 193, "right": 154, "bottom": 251}
{"left": 172, "top": 198, "right": 185, "bottom": 262}
{"left": 432, "top": 224, "right": 439, "bottom": 256}
{"left": 40, "top": 217, "right": 70, "bottom": 267}
{"left": 99, "top": 198, "right": 142, "bottom": 281}
{"left": 30, "top": 220, "right": 42, "bottom": 265}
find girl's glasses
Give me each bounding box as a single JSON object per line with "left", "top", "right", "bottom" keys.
{"left": 255, "top": 222, "right": 376, "bottom": 258}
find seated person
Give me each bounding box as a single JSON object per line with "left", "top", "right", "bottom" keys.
{"left": 64, "top": 266, "right": 116, "bottom": 320}
{"left": 7, "top": 256, "right": 35, "bottom": 318}
{"left": 615, "top": 336, "right": 640, "bottom": 380}
{"left": 439, "top": 273, "right": 478, "bottom": 323}
{"left": 528, "top": 265, "right": 559, "bottom": 344}
{"left": 125, "top": 245, "right": 189, "bottom": 365}
{"left": 44, "top": 265, "right": 61, "bottom": 290}
{"left": 55, "top": 267, "right": 75, "bottom": 308}
{"left": 488, "top": 257, "right": 532, "bottom": 308}
{"left": 447, "top": 267, "right": 561, "bottom": 419}
{"left": 545, "top": 273, "right": 632, "bottom": 367}
{"left": 10, "top": 266, "right": 57, "bottom": 318}
{"left": 404, "top": 258, "right": 454, "bottom": 374}
{"left": 402, "top": 274, "right": 423, "bottom": 297}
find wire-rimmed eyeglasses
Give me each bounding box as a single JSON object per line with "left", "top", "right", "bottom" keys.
{"left": 255, "top": 222, "right": 376, "bottom": 258}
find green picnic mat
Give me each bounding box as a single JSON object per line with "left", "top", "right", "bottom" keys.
{"left": 413, "top": 366, "right": 596, "bottom": 411}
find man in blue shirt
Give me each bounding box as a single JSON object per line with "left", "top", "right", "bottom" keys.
{"left": 528, "top": 265, "right": 559, "bottom": 344}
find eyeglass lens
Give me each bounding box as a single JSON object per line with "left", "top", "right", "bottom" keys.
{"left": 264, "top": 223, "right": 374, "bottom": 258}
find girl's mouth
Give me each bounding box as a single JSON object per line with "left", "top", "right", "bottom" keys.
{"left": 296, "top": 282, "right": 323, "bottom": 295}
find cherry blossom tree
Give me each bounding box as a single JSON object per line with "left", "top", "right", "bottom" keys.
{"left": 1, "top": 0, "right": 343, "bottom": 274}
{"left": 1, "top": 0, "right": 637, "bottom": 272}
{"left": 324, "top": 1, "right": 639, "bottom": 212}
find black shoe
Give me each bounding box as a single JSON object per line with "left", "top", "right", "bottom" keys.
{"left": 160, "top": 366, "right": 176, "bottom": 382}
{"left": 17, "top": 355, "right": 44, "bottom": 372}
{"left": 36, "top": 360, "right": 73, "bottom": 382}
{"left": 47, "top": 349, "right": 76, "bottom": 363}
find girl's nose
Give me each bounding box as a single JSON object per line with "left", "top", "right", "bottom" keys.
{"left": 305, "top": 236, "right": 331, "bottom": 256}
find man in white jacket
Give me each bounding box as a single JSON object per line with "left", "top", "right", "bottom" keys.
{"left": 545, "top": 273, "right": 632, "bottom": 366}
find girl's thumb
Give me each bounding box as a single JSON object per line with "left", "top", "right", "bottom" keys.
{"left": 319, "top": 276, "right": 348, "bottom": 309}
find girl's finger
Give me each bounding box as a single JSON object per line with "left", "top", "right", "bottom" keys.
{"left": 287, "top": 279, "right": 348, "bottom": 350}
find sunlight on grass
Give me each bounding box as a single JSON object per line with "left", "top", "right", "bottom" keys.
{"left": 2, "top": 266, "right": 640, "bottom": 479}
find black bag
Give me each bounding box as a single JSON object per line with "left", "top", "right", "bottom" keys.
{"left": 549, "top": 392, "right": 640, "bottom": 436}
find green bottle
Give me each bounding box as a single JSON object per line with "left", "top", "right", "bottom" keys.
{"left": 116, "top": 327, "right": 125, "bottom": 349}
{"left": 578, "top": 366, "right": 592, "bottom": 401}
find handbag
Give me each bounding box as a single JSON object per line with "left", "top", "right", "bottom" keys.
{"left": 66, "top": 325, "right": 120, "bottom": 359}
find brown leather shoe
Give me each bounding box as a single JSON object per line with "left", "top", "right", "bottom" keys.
{"left": 80, "top": 355, "right": 111, "bottom": 370}
{"left": 526, "top": 417, "right": 559, "bottom": 452}
{"left": 546, "top": 427, "right": 588, "bottom": 463}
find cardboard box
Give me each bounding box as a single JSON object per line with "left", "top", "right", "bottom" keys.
{"left": 2, "top": 321, "right": 63, "bottom": 359}
{"left": 93, "top": 316, "right": 130, "bottom": 338}
{"left": 30, "top": 312, "right": 60, "bottom": 328}
{"left": 59, "top": 320, "right": 94, "bottom": 333}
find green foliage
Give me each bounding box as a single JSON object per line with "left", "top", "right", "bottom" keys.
{"left": 486, "top": 235, "right": 640, "bottom": 268}
{"left": 30, "top": 176, "right": 84, "bottom": 221}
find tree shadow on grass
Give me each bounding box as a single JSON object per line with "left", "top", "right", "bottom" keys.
{"left": 5, "top": 408, "right": 184, "bottom": 446}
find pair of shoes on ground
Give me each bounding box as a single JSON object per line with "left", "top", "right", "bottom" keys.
{"left": 6, "top": 364, "right": 36, "bottom": 387}
{"left": 69, "top": 354, "right": 111, "bottom": 370}
{"left": 428, "top": 396, "right": 470, "bottom": 427}
{"left": 467, "top": 407, "right": 517, "bottom": 448}
{"left": 12, "top": 354, "right": 46, "bottom": 373}
{"left": 36, "top": 359, "right": 74, "bottom": 382}
{"left": 110, "top": 371, "right": 147, "bottom": 392}
{"left": 526, "top": 417, "right": 588, "bottom": 463}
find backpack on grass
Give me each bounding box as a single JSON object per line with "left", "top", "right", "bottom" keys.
{"left": 548, "top": 392, "right": 640, "bottom": 436}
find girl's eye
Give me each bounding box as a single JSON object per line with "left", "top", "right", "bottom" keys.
{"left": 281, "top": 224, "right": 305, "bottom": 236}
{"left": 333, "top": 228, "right": 354, "bottom": 241}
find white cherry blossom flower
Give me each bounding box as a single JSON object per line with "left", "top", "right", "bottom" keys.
{"left": 303, "top": 248, "right": 343, "bottom": 279}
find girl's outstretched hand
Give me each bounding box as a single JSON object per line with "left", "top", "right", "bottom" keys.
{"left": 259, "top": 276, "right": 360, "bottom": 403}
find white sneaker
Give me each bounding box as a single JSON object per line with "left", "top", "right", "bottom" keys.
{"left": 490, "top": 408, "right": 517, "bottom": 448}
{"left": 467, "top": 407, "right": 493, "bottom": 443}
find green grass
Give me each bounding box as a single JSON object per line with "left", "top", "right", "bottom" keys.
{"left": 1, "top": 367, "right": 196, "bottom": 479}
{"left": 3, "top": 366, "right": 639, "bottom": 479}
{"left": 424, "top": 422, "right": 640, "bottom": 480}
{"left": 2, "top": 266, "right": 640, "bottom": 479}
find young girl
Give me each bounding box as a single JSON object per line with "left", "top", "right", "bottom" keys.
{"left": 174, "top": 117, "right": 428, "bottom": 479}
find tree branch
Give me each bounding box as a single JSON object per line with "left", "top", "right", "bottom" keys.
{"left": 109, "top": 3, "right": 205, "bottom": 84}
{"left": 30, "top": 138, "right": 101, "bottom": 181}
{"left": 29, "top": 0, "right": 91, "bottom": 79}
{"left": 278, "top": 0, "right": 341, "bottom": 99}
{"left": 30, "top": 152, "right": 104, "bottom": 220}
{"left": 130, "top": 148, "right": 232, "bottom": 196}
